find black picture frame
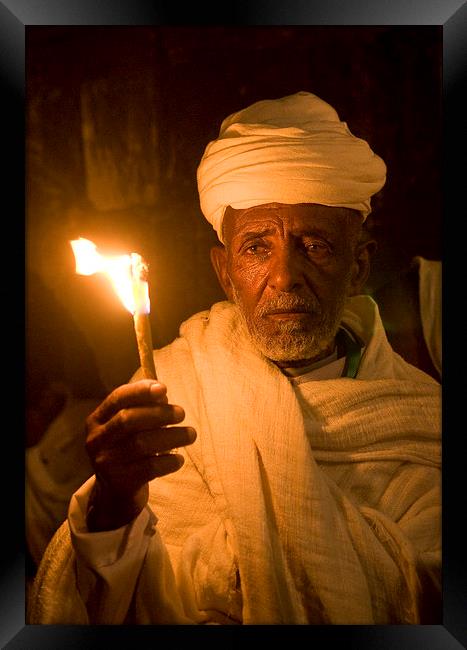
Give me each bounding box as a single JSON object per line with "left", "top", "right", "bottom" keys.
{"left": 3, "top": 1, "right": 465, "bottom": 648}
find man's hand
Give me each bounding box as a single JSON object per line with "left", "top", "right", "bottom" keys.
{"left": 84, "top": 380, "right": 196, "bottom": 531}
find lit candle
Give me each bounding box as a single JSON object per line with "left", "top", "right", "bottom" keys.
{"left": 70, "top": 238, "right": 157, "bottom": 379}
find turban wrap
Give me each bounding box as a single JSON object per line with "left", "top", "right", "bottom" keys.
{"left": 197, "top": 91, "right": 387, "bottom": 242}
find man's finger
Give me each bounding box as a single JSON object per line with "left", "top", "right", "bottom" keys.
{"left": 92, "top": 380, "right": 168, "bottom": 424}
{"left": 101, "top": 403, "right": 186, "bottom": 438}
{"left": 121, "top": 453, "right": 185, "bottom": 484}
{"left": 94, "top": 426, "right": 196, "bottom": 464}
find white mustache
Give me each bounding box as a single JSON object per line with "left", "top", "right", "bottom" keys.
{"left": 257, "top": 294, "right": 319, "bottom": 317}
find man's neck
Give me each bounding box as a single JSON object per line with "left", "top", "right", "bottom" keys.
{"left": 273, "top": 339, "right": 336, "bottom": 370}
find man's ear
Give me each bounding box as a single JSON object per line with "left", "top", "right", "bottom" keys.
{"left": 210, "top": 245, "right": 234, "bottom": 300}
{"left": 348, "top": 239, "right": 377, "bottom": 296}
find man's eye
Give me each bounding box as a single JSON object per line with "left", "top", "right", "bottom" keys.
{"left": 245, "top": 244, "right": 268, "bottom": 255}
{"left": 304, "top": 241, "right": 331, "bottom": 255}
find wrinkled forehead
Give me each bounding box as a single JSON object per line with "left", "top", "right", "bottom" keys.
{"left": 222, "top": 202, "right": 363, "bottom": 243}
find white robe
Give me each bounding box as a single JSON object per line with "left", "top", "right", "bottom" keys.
{"left": 30, "top": 296, "right": 441, "bottom": 625}
{"left": 413, "top": 256, "right": 442, "bottom": 377}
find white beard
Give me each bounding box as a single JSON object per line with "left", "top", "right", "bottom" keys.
{"left": 232, "top": 287, "right": 348, "bottom": 363}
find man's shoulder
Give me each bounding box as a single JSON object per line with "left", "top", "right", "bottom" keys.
{"left": 177, "top": 300, "right": 238, "bottom": 338}
{"left": 155, "top": 301, "right": 236, "bottom": 355}
{"left": 181, "top": 300, "right": 234, "bottom": 326}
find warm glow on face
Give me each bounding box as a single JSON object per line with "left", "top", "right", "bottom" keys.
{"left": 70, "top": 237, "right": 150, "bottom": 315}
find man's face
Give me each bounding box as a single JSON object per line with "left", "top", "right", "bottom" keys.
{"left": 218, "top": 203, "right": 364, "bottom": 364}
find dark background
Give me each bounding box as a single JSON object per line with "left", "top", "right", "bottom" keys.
{"left": 4, "top": 4, "right": 464, "bottom": 647}
{"left": 26, "top": 25, "right": 442, "bottom": 396}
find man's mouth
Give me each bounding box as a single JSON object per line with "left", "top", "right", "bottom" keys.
{"left": 265, "top": 308, "right": 310, "bottom": 319}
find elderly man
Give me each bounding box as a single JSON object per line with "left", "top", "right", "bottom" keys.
{"left": 31, "top": 92, "right": 441, "bottom": 625}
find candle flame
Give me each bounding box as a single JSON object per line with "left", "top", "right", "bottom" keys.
{"left": 70, "top": 237, "right": 150, "bottom": 315}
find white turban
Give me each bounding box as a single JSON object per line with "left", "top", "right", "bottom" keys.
{"left": 197, "top": 91, "right": 387, "bottom": 241}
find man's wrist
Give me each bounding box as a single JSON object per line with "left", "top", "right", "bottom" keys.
{"left": 86, "top": 478, "right": 149, "bottom": 532}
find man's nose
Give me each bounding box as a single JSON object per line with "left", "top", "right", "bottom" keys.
{"left": 267, "top": 247, "right": 303, "bottom": 292}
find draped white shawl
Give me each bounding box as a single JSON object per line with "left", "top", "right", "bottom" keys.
{"left": 30, "top": 296, "right": 441, "bottom": 625}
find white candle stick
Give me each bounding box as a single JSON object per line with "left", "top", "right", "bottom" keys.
{"left": 130, "top": 254, "right": 157, "bottom": 379}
